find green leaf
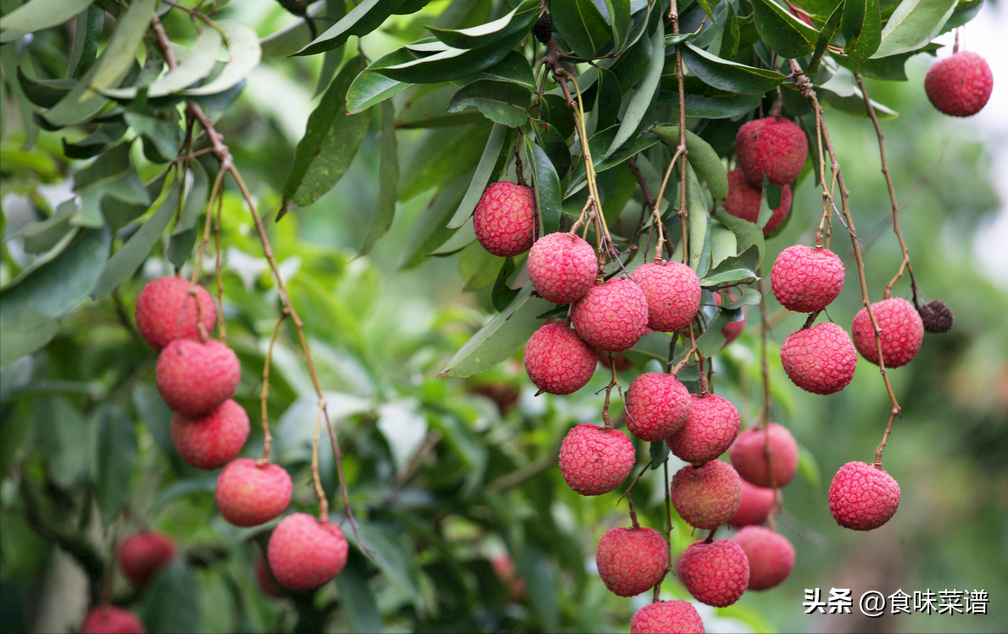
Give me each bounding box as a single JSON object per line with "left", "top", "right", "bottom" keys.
{"left": 459, "top": 242, "right": 505, "bottom": 291}
{"left": 751, "top": 0, "right": 820, "bottom": 58}
{"left": 16, "top": 67, "right": 74, "bottom": 108}
{"left": 686, "top": 168, "right": 711, "bottom": 276}
{"left": 710, "top": 222, "right": 738, "bottom": 268}
{"left": 426, "top": 0, "right": 539, "bottom": 49}
{"left": 374, "top": 37, "right": 525, "bottom": 84}
{"left": 448, "top": 80, "right": 531, "bottom": 127}
{"left": 591, "top": 68, "right": 622, "bottom": 132}
{"left": 180, "top": 21, "right": 260, "bottom": 97}
{"left": 854, "top": 42, "right": 938, "bottom": 81}
{"left": 0, "top": 0, "right": 94, "bottom": 43}
{"left": 102, "top": 28, "right": 224, "bottom": 99}
{"left": 468, "top": 50, "right": 536, "bottom": 90}
{"left": 398, "top": 174, "right": 470, "bottom": 269}
{"left": 125, "top": 110, "right": 183, "bottom": 163}
{"left": 398, "top": 85, "right": 485, "bottom": 128}
{"left": 695, "top": 309, "right": 730, "bottom": 357}
{"left": 604, "top": 18, "right": 663, "bottom": 158}
{"left": 701, "top": 245, "right": 761, "bottom": 287}
{"left": 808, "top": 1, "right": 844, "bottom": 74}
{"left": 38, "top": 397, "right": 90, "bottom": 488}
{"left": 552, "top": 0, "right": 612, "bottom": 58}
{"left": 651, "top": 125, "right": 728, "bottom": 200}
{"left": 842, "top": 0, "right": 882, "bottom": 67}
{"left": 167, "top": 162, "right": 210, "bottom": 268}
{"left": 530, "top": 119, "right": 571, "bottom": 178}
{"left": 348, "top": 523, "right": 423, "bottom": 605}
{"left": 132, "top": 383, "right": 175, "bottom": 462}
{"left": 141, "top": 560, "right": 199, "bottom": 634}
{"left": 260, "top": 0, "right": 335, "bottom": 57}
{"left": 872, "top": 0, "right": 956, "bottom": 58}
{"left": 62, "top": 120, "right": 127, "bottom": 160}
{"left": 649, "top": 441, "right": 669, "bottom": 469}
{"left": 94, "top": 406, "right": 138, "bottom": 522}
{"left": 681, "top": 43, "right": 787, "bottom": 94}
{"left": 491, "top": 257, "right": 519, "bottom": 311}
{"left": 527, "top": 138, "right": 562, "bottom": 236}
{"left": 334, "top": 560, "right": 383, "bottom": 634}
{"left": 346, "top": 47, "right": 419, "bottom": 114}
{"left": 298, "top": 0, "right": 407, "bottom": 56}
{"left": 713, "top": 207, "right": 765, "bottom": 264}
{"left": 718, "top": 286, "right": 762, "bottom": 309}
{"left": 605, "top": 0, "right": 632, "bottom": 52}
{"left": 447, "top": 122, "right": 508, "bottom": 228}
{"left": 68, "top": 5, "right": 104, "bottom": 79}
{"left": 359, "top": 101, "right": 399, "bottom": 256}
{"left": 398, "top": 125, "right": 490, "bottom": 201}
{"left": 671, "top": 92, "right": 764, "bottom": 119}
{"left": 817, "top": 66, "right": 899, "bottom": 118}
{"left": 0, "top": 309, "right": 59, "bottom": 371}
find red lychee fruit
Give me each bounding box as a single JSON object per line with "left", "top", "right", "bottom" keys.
{"left": 473, "top": 181, "right": 535, "bottom": 257}
{"left": 267, "top": 513, "right": 349, "bottom": 590}
{"left": 631, "top": 600, "right": 705, "bottom": 634}
{"left": 155, "top": 339, "right": 240, "bottom": 417}
{"left": 735, "top": 116, "right": 808, "bottom": 187}
{"left": 771, "top": 245, "right": 844, "bottom": 313}
{"left": 677, "top": 539, "right": 750, "bottom": 607}
{"left": 666, "top": 394, "right": 740, "bottom": 466}
{"left": 81, "top": 606, "right": 146, "bottom": 634}
{"left": 571, "top": 277, "right": 649, "bottom": 351}
{"left": 215, "top": 458, "right": 293, "bottom": 527}
{"left": 254, "top": 557, "right": 284, "bottom": 599}
{"left": 595, "top": 526, "right": 669, "bottom": 597}
{"left": 780, "top": 322, "right": 857, "bottom": 395}
{"left": 925, "top": 51, "right": 993, "bottom": 117}
{"left": 134, "top": 276, "right": 216, "bottom": 352}
{"left": 671, "top": 460, "right": 742, "bottom": 530}
{"left": 828, "top": 461, "right": 900, "bottom": 531}
{"left": 528, "top": 232, "right": 598, "bottom": 304}
{"left": 723, "top": 168, "right": 792, "bottom": 236}
{"left": 714, "top": 292, "right": 746, "bottom": 344}
{"left": 170, "top": 399, "right": 249, "bottom": 470}
{"left": 625, "top": 372, "right": 692, "bottom": 442}
{"left": 729, "top": 423, "right": 799, "bottom": 488}
{"left": 851, "top": 298, "right": 924, "bottom": 368}
{"left": 491, "top": 554, "right": 527, "bottom": 601}
{"left": 117, "top": 532, "right": 175, "bottom": 589}
{"left": 632, "top": 260, "right": 701, "bottom": 333}
{"left": 558, "top": 424, "right": 635, "bottom": 495}
{"left": 524, "top": 323, "right": 597, "bottom": 395}
{"left": 728, "top": 480, "right": 779, "bottom": 528}
{"left": 731, "top": 526, "right": 795, "bottom": 590}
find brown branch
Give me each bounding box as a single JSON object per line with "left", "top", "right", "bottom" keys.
{"left": 669, "top": 0, "right": 689, "bottom": 263}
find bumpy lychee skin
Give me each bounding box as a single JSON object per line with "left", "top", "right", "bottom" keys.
{"left": 723, "top": 168, "right": 792, "bottom": 236}
{"left": 571, "top": 277, "right": 649, "bottom": 351}
{"left": 771, "top": 245, "right": 844, "bottom": 313}
{"left": 118, "top": 532, "right": 175, "bottom": 589}
{"left": 851, "top": 298, "right": 924, "bottom": 368}
{"left": 81, "top": 606, "right": 146, "bottom": 634}
{"left": 632, "top": 261, "right": 701, "bottom": 333}
{"left": 735, "top": 116, "right": 808, "bottom": 187}
{"left": 671, "top": 460, "right": 742, "bottom": 530}
{"left": 732, "top": 526, "right": 795, "bottom": 591}
{"left": 215, "top": 458, "right": 293, "bottom": 527}
{"left": 558, "top": 424, "right": 635, "bottom": 495}
{"left": 473, "top": 182, "right": 535, "bottom": 257}
{"left": 596, "top": 527, "right": 669, "bottom": 597}
{"left": 780, "top": 323, "right": 857, "bottom": 395}
{"left": 828, "top": 461, "right": 900, "bottom": 531}
{"left": 528, "top": 232, "right": 597, "bottom": 304}
{"left": 170, "top": 399, "right": 249, "bottom": 470}
{"left": 156, "top": 339, "right": 240, "bottom": 417}
{"left": 678, "top": 540, "right": 750, "bottom": 607}
{"left": 135, "top": 276, "right": 216, "bottom": 352}
{"left": 631, "top": 600, "right": 705, "bottom": 634}
{"left": 524, "top": 323, "right": 596, "bottom": 395}
{"left": 666, "top": 394, "right": 741, "bottom": 465}
{"left": 625, "top": 372, "right": 692, "bottom": 442}
{"left": 729, "top": 480, "right": 779, "bottom": 528}
{"left": 267, "top": 513, "right": 349, "bottom": 590}
{"left": 729, "top": 423, "right": 799, "bottom": 488}
{"left": 925, "top": 51, "right": 993, "bottom": 117}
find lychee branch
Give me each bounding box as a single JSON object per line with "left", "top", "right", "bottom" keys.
{"left": 668, "top": 0, "right": 690, "bottom": 264}
{"left": 259, "top": 312, "right": 286, "bottom": 463}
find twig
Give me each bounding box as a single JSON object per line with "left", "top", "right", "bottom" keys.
{"left": 668, "top": 0, "right": 689, "bottom": 263}
{"left": 258, "top": 312, "right": 286, "bottom": 464}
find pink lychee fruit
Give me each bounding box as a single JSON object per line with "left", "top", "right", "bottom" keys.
{"left": 81, "top": 606, "right": 146, "bottom": 634}
{"left": 255, "top": 557, "right": 284, "bottom": 599}
{"left": 671, "top": 460, "right": 742, "bottom": 530}
{"left": 677, "top": 539, "right": 750, "bottom": 607}
{"left": 595, "top": 526, "right": 669, "bottom": 597}
{"left": 134, "top": 276, "right": 216, "bottom": 352}
{"left": 851, "top": 298, "right": 924, "bottom": 368}
{"left": 925, "top": 51, "right": 993, "bottom": 117}
{"left": 728, "top": 480, "right": 780, "bottom": 528}
{"left": 524, "top": 323, "right": 597, "bottom": 395}
{"left": 267, "top": 513, "right": 349, "bottom": 590}
{"left": 473, "top": 181, "right": 535, "bottom": 257}
{"left": 558, "top": 424, "right": 635, "bottom": 495}
{"left": 215, "top": 458, "right": 293, "bottom": 527}
{"left": 155, "top": 339, "right": 240, "bottom": 417}
{"left": 729, "top": 423, "right": 799, "bottom": 488}
{"left": 527, "top": 232, "right": 598, "bottom": 304}
{"left": 735, "top": 116, "right": 808, "bottom": 187}
{"left": 714, "top": 292, "right": 745, "bottom": 344}
{"left": 632, "top": 260, "right": 701, "bottom": 333}
{"left": 770, "top": 245, "right": 844, "bottom": 313}
{"left": 666, "top": 394, "right": 741, "bottom": 465}
{"left": 731, "top": 526, "right": 795, "bottom": 590}
{"left": 170, "top": 399, "right": 249, "bottom": 470}
{"left": 631, "top": 600, "right": 705, "bottom": 634}
{"left": 780, "top": 322, "right": 857, "bottom": 395}
{"left": 117, "top": 532, "right": 176, "bottom": 589}
{"left": 491, "top": 554, "right": 527, "bottom": 601}
{"left": 828, "top": 461, "right": 900, "bottom": 531}
{"left": 625, "top": 372, "right": 692, "bottom": 442}
{"left": 723, "top": 168, "right": 792, "bottom": 236}
{"left": 571, "top": 277, "right": 649, "bottom": 351}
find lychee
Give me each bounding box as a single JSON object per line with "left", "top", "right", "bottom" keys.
{"left": 117, "top": 532, "right": 175, "bottom": 589}
{"left": 723, "top": 168, "right": 792, "bottom": 236}
{"left": 925, "top": 51, "right": 993, "bottom": 117}
{"left": 81, "top": 606, "right": 146, "bottom": 634}
{"left": 558, "top": 424, "right": 635, "bottom": 496}
{"left": 670, "top": 460, "right": 742, "bottom": 530}
{"left": 134, "top": 276, "right": 216, "bottom": 352}
{"left": 215, "top": 458, "right": 293, "bottom": 527}
{"left": 851, "top": 298, "right": 924, "bottom": 368}
{"left": 632, "top": 260, "right": 701, "bottom": 333}
{"left": 828, "top": 461, "right": 900, "bottom": 531}
{"left": 770, "top": 245, "right": 844, "bottom": 313}
{"left": 666, "top": 394, "right": 740, "bottom": 465}
{"left": 524, "top": 323, "right": 597, "bottom": 395}
{"left": 677, "top": 539, "right": 750, "bottom": 607}
{"left": 918, "top": 299, "right": 954, "bottom": 334}
{"left": 630, "top": 600, "right": 705, "bottom": 634}
{"left": 267, "top": 513, "right": 349, "bottom": 590}
{"left": 731, "top": 526, "right": 795, "bottom": 590}
{"left": 728, "top": 480, "right": 779, "bottom": 528}
{"left": 625, "top": 372, "right": 692, "bottom": 442}
{"left": 254, "top": 557, "right": 284, "bottom": 599}
{"left": 595, "top": 526, "right": 669, "bottom": 597}
{"left": 532, "top": 12, "right": 553, "bottom": 44}
{"left": 170, "top": 399, "right": 249, "bottom": 470}
{"left": 473, "top": 181, "right": 535, "bottom": 257}
{"left": 571, "top": 277, "right": 649, "bottom": 351}
{"left": 714, "top": 292, "right": 745, "bottom": 344}
{"left": 156, "top": 339, "right": 240, "bottom": 417}
{"left": 527, "top": 232, "right": 597, "bottom": 304}
{"left": 729, "top": 423, "right": 799, "bottom": 488}
{"left": 735, "top": 116, "right": 808, "bottom": 187}
{"left": 780, "top": 323, "right": 857, "bottom": 395}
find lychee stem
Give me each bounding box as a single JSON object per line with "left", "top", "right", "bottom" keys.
{"left": 212, "top": 188, "right": 227, "bottom": 342}
{"left": 600, "top": 357, "right": 621, "bottom": 430}
{"left": 259, "top": 312, "right": 286, "bottom": 464}
{"left": 311, "top": 400, "right": 330, "bottom": 522}
{"left": 620, "top": 460, "right": 652, "bottom": 529}
{"left": 667, "top": 0, "right": 690, "bottom": 266}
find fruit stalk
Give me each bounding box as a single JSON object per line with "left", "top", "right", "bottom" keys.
{"left": 668, "top": 0, "right": 690, "bottom": 264}
{"left": 259, "top": 312, "right": 286, "bottom": 463}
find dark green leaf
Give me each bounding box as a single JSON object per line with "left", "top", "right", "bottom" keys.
{"left": 651, "top": 125, "right": 729, "bottom": 200}
{"left": 491, "top": 258, "right": 519, "bottom": 311}
{"left": 38, "top": 397, "right": 90, "bottom": 488}
{"left": 125, "top": 110, "right": 183, "bottom": 163}
{"left": 62, "top": 120, "right": 127, "bottom": 160}
{"left": 701, "top": 245, "right": 761, "bottom": 287}
{"left": 552, "top": 0, "right": 612, "bottom": 58}
{"left": 398, "top": 125, "right": 490, "bottom": 201}
{"left": 681, "top": 43, "right": 787, "bottom": 94}
{"left": 68, "top": 5, "right": 104, "bottom": 79}
{"left": 334, "top": 560, "right": 383, "bottom": 633}
{"left": 592, "top": 68, "right": 622, "bottom": 132}
{"left": 751, "top": 0, "right": 819, "bottom": 58}
{"left": 447, "top": 123, "right": 508, "bottom": 228}
{"left": 695, "top": 309, "right": 730, "bottom": 357}
{"left": 141, "top": 560, "right": 199, "bottom": 634}
{"left": 530, "top": 119, "right": 571, "bottom": 178}
{"left": 605, "top": 0, "right": 632, "bottom": 51}
{"left": 359, "top": 101, "right": 399, "bottom": 256}
{"left": 298, "top": 0, "right": 407, "bottom": 56}
{"left": 448, "top": 79, "right": 531, "bottom": 127}
{"left": 527, "top": 138, "right": 563, "bottom": 236}
{"left": 605, "top": 18, "right": 664, "bottom": 157}
{"left": 872, "top": 0, "right": 956, "bottom": 58}
{"left": 16, "top": 67, "right": 74, "bottom": 108}
{"left": 808, "top": 1, "right": 844, "bottom": 74}
{"left": 0, "top": 0, "right": 95, "bottom": 43}
{"left": 346, "top": 47, "right": 419, "bottom": 114}
{"left": 94, "top": 406, "right": 138, "bottom": 522}
{"left": 842, "top": 0, "right": 882, "bottom": 67}
{"left": 398, "top": 85, "right": 486, "bottom": 128}
{"left": 132, "top": 384, "right": 175, "bottom": 461}
{"left": 465, "top": 50, "right": 535, "bottom": 90}
{"left": 398, "top": 174, "right": 470, "bottom": 269}
{"left": 649, "top": 441, "right": 669, "bottom": 469}
{"left": 0, "top": 309, "right": 58, "bottom": 371}
{"left": 426, "top": 0, "right": 539, "bottom": 49}
{"left": 374, "top": 37, "right": 525, "bottom": 84}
